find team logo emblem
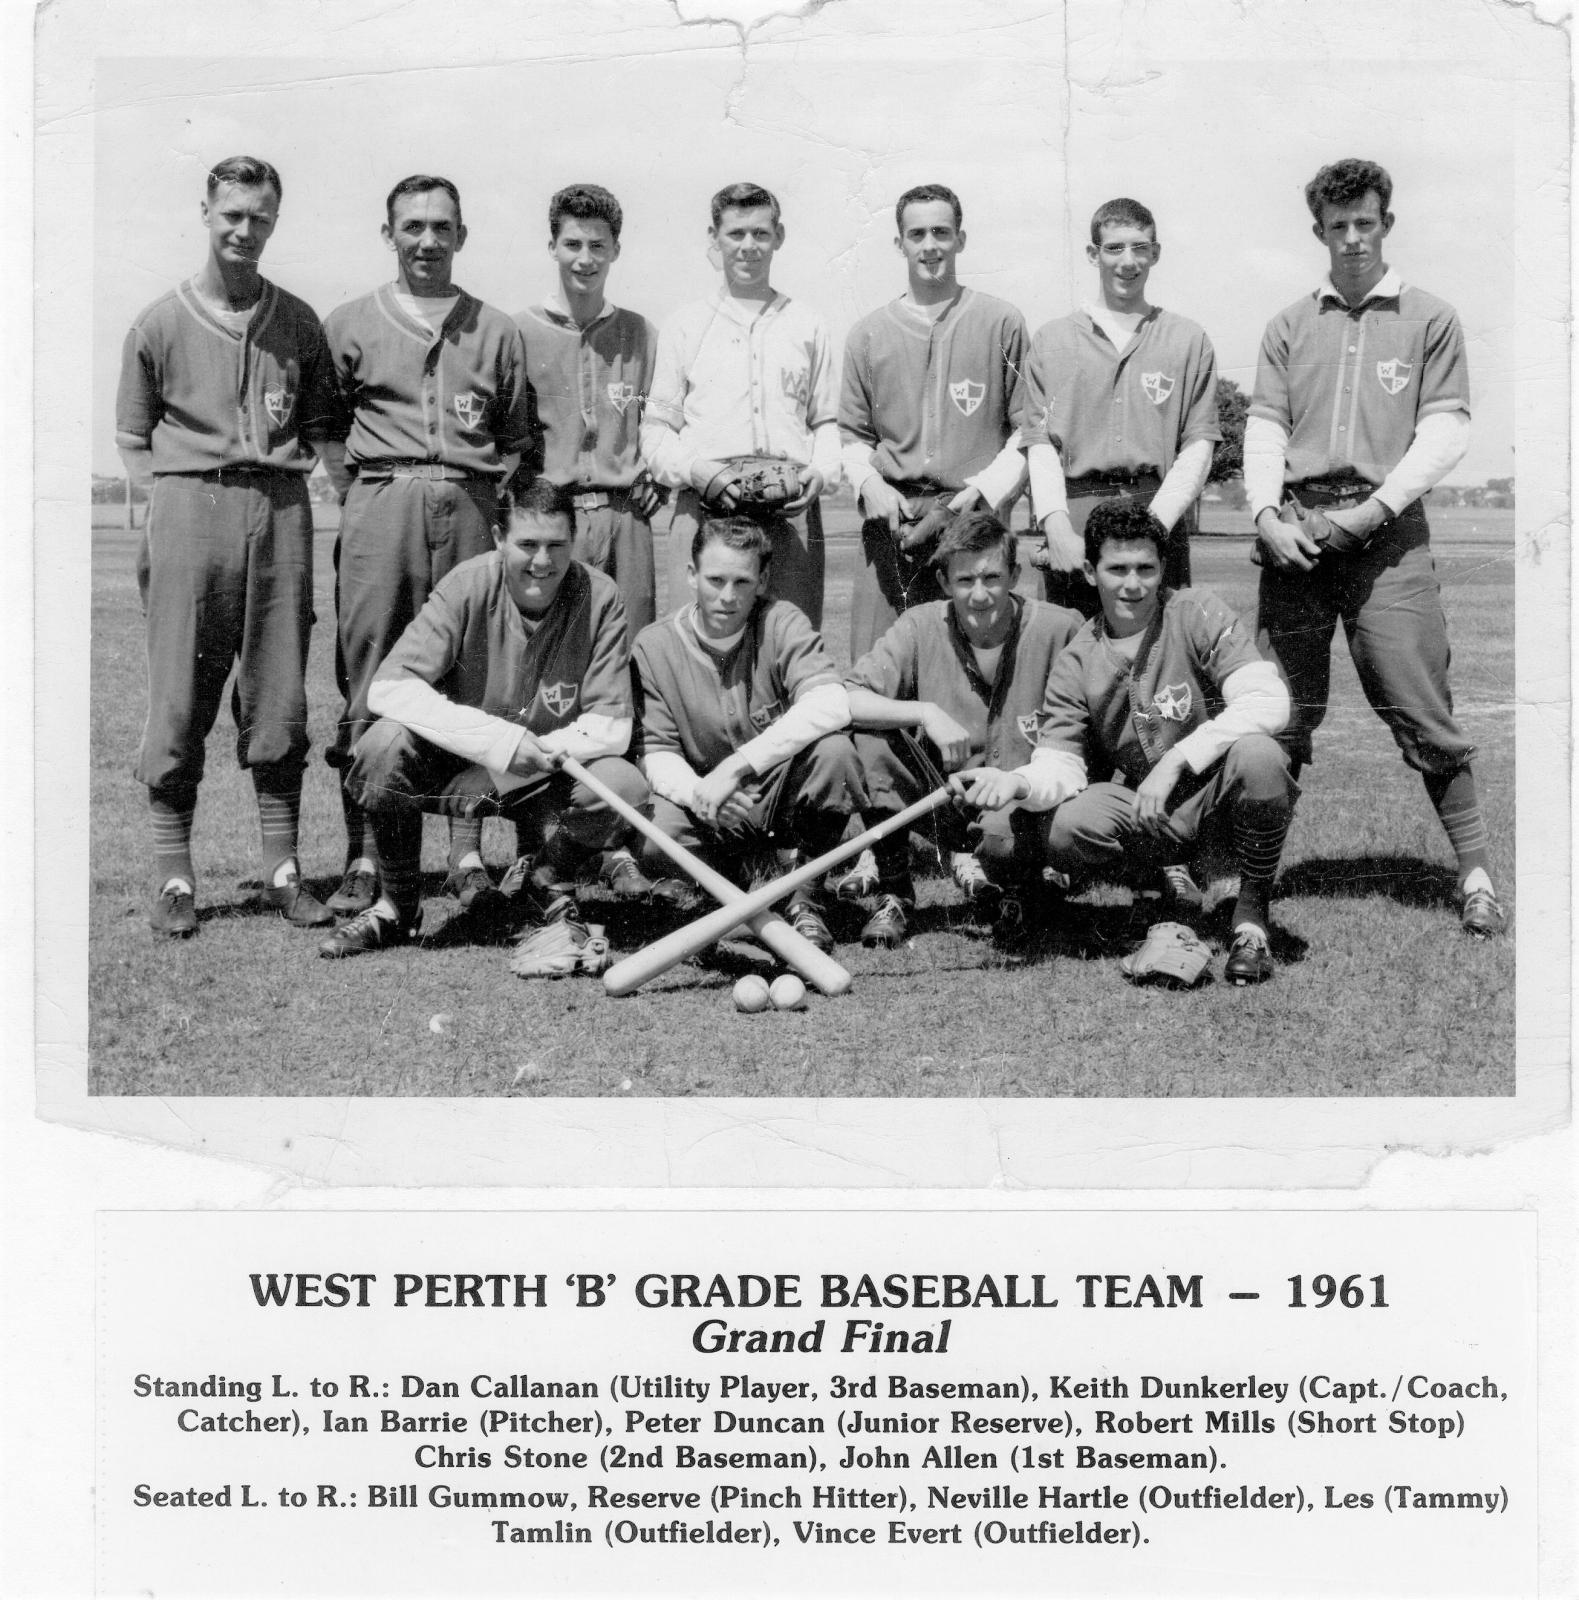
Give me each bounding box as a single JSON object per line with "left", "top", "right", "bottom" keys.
{"left": 749, "top": 702, "right": 783, "bottom": 732}
{"left": 606, "top": 381, "right": 637, "bottom": 414}
{"left": 453, "top": 391, "right": 486, "bottom": 429}
{"left": 1152, "top": 682, "right": 1193, "bottom": 722}
{"left": 779, "top": 368, "right": 811, "bottom": 407}
{"left": 1016, "top": 713, "right": 1042, "bottom": 745}
{"left": 263, "top": 387, "right": 293, "bottom": 427}
{"left": 537, "top": 682, "right": 579, "bottom": 718}
{"left": 1141, "top": 371, "right": 1175, "bottom": 406}
{"left": 949, "top": 379, "right": 985, "bottom": 418}
{"left": 1376, "top": 359, "right": 1414, "bottom": 395}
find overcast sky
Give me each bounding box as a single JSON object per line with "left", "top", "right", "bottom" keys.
{"left": 86, "top": 0, "right": 1544, "bottom": 482}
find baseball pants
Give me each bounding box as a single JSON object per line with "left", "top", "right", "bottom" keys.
{"left": 665, "top": 489, "right": 826, "bottom": 629}
{"left": 573, "top": 497, "right": 655, "bottom": 635}
{"left": 638, "top": 734, "right": 865, "bottom": 883}
{"left": 346, "top": 718, "right": 646, "bottom": 889}
{"left": 1033, "top": 736, "right": 1295, "bottom": 880}
{"left": 1040, "top": 481, "right": 1194, "bottom": 617}
{"left": 135, "top": 469, "right": 313, "bottom": 796}
{"left": 1255, "top": 502, "right": 1475, "bottom": 775}
{"left": 848, "top": 491, "right": 955, "bottom": 658}
{"left": 854, "top": 731, "right": 1039, "bottom": 889}
{"left": 329, "top": 474, "right": 499, "bottom": 770}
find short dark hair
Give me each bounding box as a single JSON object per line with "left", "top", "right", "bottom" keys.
{"left": 501, "top": 475, "right": 575, "bottom": 527}
{"left": 386, "top": 174, "right": 463, "bottom": 230}
{"left": 207, "top": 156, "right": 282, "bottom": 202}
{"left": 710, "top": 182, "right": 781, "bottom": 228}
{"left": 933, "top": 507, "right": 1017, "bottom": 576}
{"left": 1305, "top": 158, "right": 1393, "bottom": 220}
{"left": 895, "top": 183, "right": 962, "bottom": 233}
{"left": 1089, "top": 197, "right": 1155, "bottom": 246}
{"left": 691, "top": 515, "right": 773, "bottom": 570}
{"left": 550, "top": 183, "right": 623, "bottom": 242}
{"left": 1083, "top": 496, "right": 1168, "bottom": 567}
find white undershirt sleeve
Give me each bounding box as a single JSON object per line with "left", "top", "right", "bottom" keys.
{"left": 964, "top": 428, "right": 1029, "bottom": 508}
{"left": 734, "top": 682, "right": 851, "bottom": 775}
{"left": 1168, "top": 660, "right": 1291, "bottom": 773}
{"left": 368, "top": 677, "right": 531, "bottom": 775}
{"left": 809, "top": 420, "right": 843, "bottom": 490}
{"left": 1026, "top": 440, "right": 1069, "bottom": 521}
{"left": 1242, "top": 416, "right": 1289, "bottom": 520}
{"left": 1148, "top": 437, "right": 1215, "bottom": 531}
{"left": 1012, "top": 746, "right": 1088, "bottom": 812}
{"left": 537, "top": 713, "right": 633, "bottom": 764}
{"left": 639, "top": 417, "right": 701, "bottom": 491}
{"left": 1372, "top": 409, "right": 1471, "bottom": 515}
{"left": 642, "top": 749, "right": 703, "bottom": 812}
{"left": 840, "top": 438, "right": 881, "bottom": 502}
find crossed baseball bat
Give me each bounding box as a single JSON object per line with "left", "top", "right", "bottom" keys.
{"left": 560, "top": 747, "right": 959, "bottom": 997}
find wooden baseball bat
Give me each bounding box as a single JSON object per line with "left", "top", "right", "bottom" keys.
{"left": 603, "top": 785, "right": 955, "bottom": 998}
{"left": 554, "top": 755, "right": 852, "bottom": 997}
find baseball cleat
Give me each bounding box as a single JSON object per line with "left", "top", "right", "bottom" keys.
{"left": 259, "top": 874, "right": 335, "bottom": 928}
{"left": 600, "top": 848, "right": 656, "bottom": 899}
{"left": 648, "top": 876, "right": 707, "bottom": 914}
{"left": 833, "top": 847, "right": 880, "bottom": 902}
{"left": 1159, "top": 862, "right": 1205, "bottom": 915}
{"left": 860, "top": 894, "right": 910, "bottom": 949}
{"left": 317, "top": 906, "right": 419, "bottom": 959}
{"left": 443, "top": 863, "right": 505, "bottom": 914}
{"left": 1224, "top": 926, "right": 1275, "bottom": 985}
{"left": 326, "top": 867, "right": 378, "bottom": 918}
{"left": 149, "top": 884, "right": 199, "bottom": 938}
{"left": 1460, "top": 886, "right": 1506, "bottom": 938}
{"left": 784, "top": 894, "right": 835, "bottom": 955}
{"left": 950, "top": 851, "right": 1002, "bottom": 915}
{"left": 496, "top": 855, "right": 533, "bottom": 899}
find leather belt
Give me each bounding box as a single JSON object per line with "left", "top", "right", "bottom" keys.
{"left": 1065, "top": 471, "right": 1162, "bottom": 497}
{"left": 569, "top": 486, "right": 631, "bottom": 511}
{"left": 176, "top": 464, "right": 286, "bottom": 482}
{"left": 358, "top": 461, "right": 488, "bottom": 483}
{"left": 1288, "top": 481, "right": 1375, "bottom": 509}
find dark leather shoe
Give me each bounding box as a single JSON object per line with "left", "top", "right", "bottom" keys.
{"left": 1460, "top": 887, "right": 1506, "bottom": 938}
{"left": 260, "top": 875, "right": 335, "bottom": 927}
{"left": 1224, "top": 927, "right": 1275, "bottom": 985}
{"left": 318, "top": 907, "right": 419, "bottom": 959}
{"left": 326, "top": 867, "right": 378, "bottom": 918}
{"left": 150, "top": 885, "right": 198, "bottom": 938}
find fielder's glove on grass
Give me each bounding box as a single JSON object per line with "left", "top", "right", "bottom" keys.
{"left": 509, "top": 915, "right": 612, "bottom": 979}
{"left": 1119, "top": 920, "right": 1212, "bottom": 989}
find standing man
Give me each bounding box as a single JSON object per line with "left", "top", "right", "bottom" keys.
{"left": 841, "top": 183, "right": 1030, "bottom": 659}
{"left": 631, "top": 517, "right": 865, "bottom": 956}
{"left": 515, "top": 182, "right": 665, "bottom": 899}
{"left": 320, "top": 175, "right": 539, "bottom": 923}
{"left": 952, "top": 499, "right": 1297, "bottom": 984}
{"left": 1244, "top": 158, "right": 1504, "bottom": 937}
{"left": 321, "top": 477, "right": 647, "bottom": 977}
{"left": 1022, "top": 198, "right": 1220, "bottom": 617}
{"left": 117, "top": 155, "right": 340, "bottom": 937}
{"left": 641, "top": 182, "right": 841, "bottom": 629}
{"left": 843, "top": 509, "right": 1084, "bottom": 949}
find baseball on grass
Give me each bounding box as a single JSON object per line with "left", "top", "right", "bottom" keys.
{"left": 732, "top": 974, "right": 772, "bottom": 1013}
{"left": 769, "top": 974, "right": 807, "bottom": 1011}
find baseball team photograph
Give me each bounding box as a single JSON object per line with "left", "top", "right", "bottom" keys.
{"left": 80, "top": 4, "right": 1530, "bottom": 1099}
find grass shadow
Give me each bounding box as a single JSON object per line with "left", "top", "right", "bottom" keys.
{"left": 1278, "top": 854, "right": 1461, "bottom": 911}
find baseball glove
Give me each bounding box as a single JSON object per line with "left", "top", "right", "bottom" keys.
{"left": 509, "top": 914, "right": 612, "bottom": 979}
{"left": 897, "top": 492, "right": 957, "bottom": 554}
{"left": 706, "top": 456, "right": 803, "bottom": 514}
{"left": 1119, "top": 920, "right": 1212, "bottom": 989}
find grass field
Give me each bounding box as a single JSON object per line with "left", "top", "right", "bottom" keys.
{"left": 87, "top": 501, "right": 1515, "bottom": 1098}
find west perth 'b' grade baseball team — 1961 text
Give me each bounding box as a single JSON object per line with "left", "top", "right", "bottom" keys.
{"left": 114, "top": 157, "right": 1506, "bottom": 1001}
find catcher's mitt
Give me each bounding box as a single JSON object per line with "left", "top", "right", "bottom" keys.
{"left": 509, "top": 913, "right": 612, "bottom": 979}
{"left": 705, "top": 456, "right": 803, "bottom": 514}
{"left": 1119, "top": 920, "right": 1212, "bottom": 989}
{"left": 897, "top": 492, "right": 957, "bottom": 554}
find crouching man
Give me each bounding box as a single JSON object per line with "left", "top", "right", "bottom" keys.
{"left": 950, "top": 497, "right": 1297, "bottom": 983}
{"left": 843, "top": 508, "right": 1084, "bottom": 948}
{"left": 321, "top": 476, "right": 647, "bottom": 976}
{"left": 631, "top": 516, "right": 864, "bottom": 954}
